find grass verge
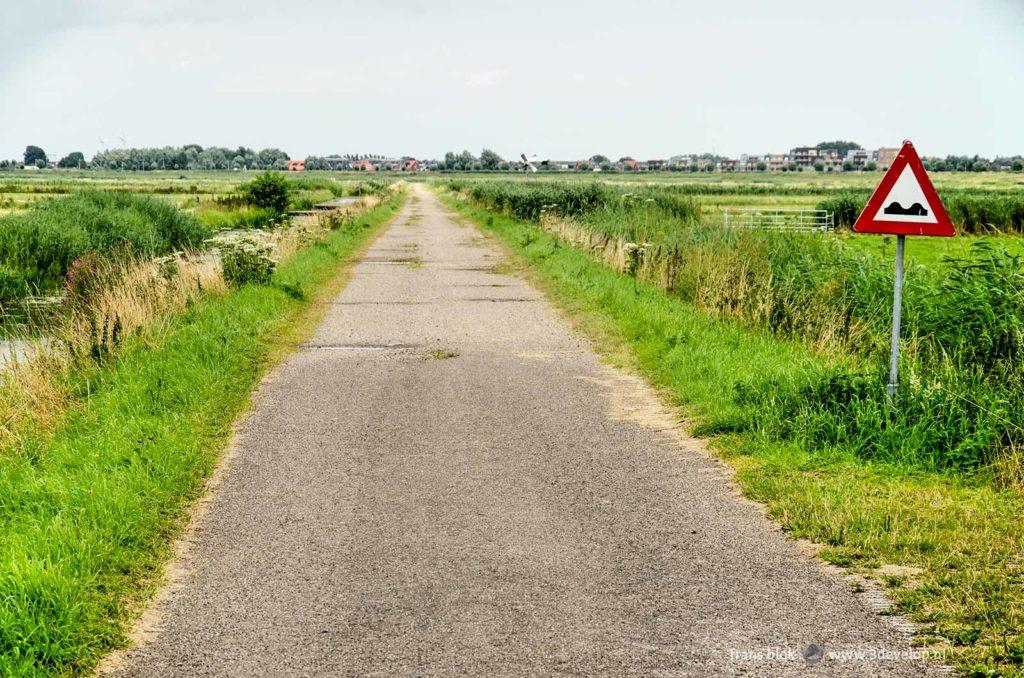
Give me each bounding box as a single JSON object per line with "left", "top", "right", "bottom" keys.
{"left": 438, "top": 190, "right": 1024, "bottom": 677}
{"left": 0, "top": 194, "right": 404, "bottom": 676}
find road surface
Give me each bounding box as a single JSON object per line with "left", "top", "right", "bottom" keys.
{"left": 109, "top": 185, "right": 937, "bottom": 676}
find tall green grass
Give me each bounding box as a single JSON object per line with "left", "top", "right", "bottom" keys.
{"left": 450, "top": 179, "right": 701, "bottom": 227}
{"left": 195, "top": 204, "right": 278, "bottom": 231}
{"left": 0, "top": 192, "right": 210, "bottom": 302}
{"left": 286, "top": 177, "right": 395, "bottom": 200}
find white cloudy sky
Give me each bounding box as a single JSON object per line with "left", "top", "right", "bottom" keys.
{"left": 2, "top": 0, "right": 1022, "bottom": 161}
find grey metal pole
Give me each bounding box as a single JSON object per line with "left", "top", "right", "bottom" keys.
{"left": 887, "top": 235, "right": 906, "bottom": 398}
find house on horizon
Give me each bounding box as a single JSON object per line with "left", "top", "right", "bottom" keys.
{"left": 740, "top": 154, "right": 763, "bottom": 171}
{"left": 668, "top": 155, "right": 693, "bottom": 169}
{"left": 875, "top": 147, "right": 899, "bottom": 170}
{"left": 789, "top": 147, "right": 841, "bottom": 170}
{"left": 846, "top": 148, "right": 871, "bottom": 169}
{"left": 765, "top": 154, "right": 790, "bottom": 171}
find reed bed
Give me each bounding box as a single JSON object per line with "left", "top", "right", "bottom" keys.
{"left": 0, "top": 191, "right": 211, "bottom": 303}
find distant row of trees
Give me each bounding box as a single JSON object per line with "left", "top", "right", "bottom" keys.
{"left": 0, "top": 146, "right": 88, "bottom": 169}
{"left": 439, "top": 149, "right": 503, "bottom": 171}
{"left": 0, "top": 145, "right": 292, "bottom": 171}
{"left": 303, "top": 156, "right": 333, "bottom": 171}
{"left": 2, "top": 146, "right": 411, "bottom": 172}
{"left": 815, "top": 140, "right": 862, "bottom": 155}
{"left": 925, "top": 155, "right": 1024, "bottom": 172}
{"left": 4, "top": 144, "right": 1023, "bottom": 173}
{"left": 90, "top": 145, "right": 291, "bottom": 171}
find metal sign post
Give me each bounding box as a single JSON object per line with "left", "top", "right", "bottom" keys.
{"left": 887, "top": 235, "right": 905, "bottom": 397}
{"left": 851, "top": 140, "right": 954, "bottom": 397}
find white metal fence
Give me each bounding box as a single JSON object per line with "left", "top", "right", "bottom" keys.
{"left": 722, "top": 208, "right": 834, "bottom": 232}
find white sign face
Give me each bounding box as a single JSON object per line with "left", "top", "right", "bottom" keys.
{"left": 872, "top": 165, "right": 938, "bottom": 224}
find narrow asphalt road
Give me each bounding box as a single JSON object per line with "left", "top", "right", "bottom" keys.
{"left": 110, "top": 185, "right": 938, "bottom": 676}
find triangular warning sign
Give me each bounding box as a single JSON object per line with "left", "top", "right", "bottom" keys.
{"left": 853, "top": 140, "right": 954, "bottom": 236}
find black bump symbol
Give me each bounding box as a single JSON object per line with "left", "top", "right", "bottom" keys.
{"left": 884, "top": 202, "right": 928, "bottom": 216}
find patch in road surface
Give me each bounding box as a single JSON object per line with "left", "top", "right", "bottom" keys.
{"left": 108, "top": 184, "right": 942, "bottom": 677}
{"left": 299, "top": 342, "right": 421, "bottom": 351}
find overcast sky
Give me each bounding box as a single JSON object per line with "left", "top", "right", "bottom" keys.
{"left": 2, "top": 0, "right": 1022, "bottom": 161}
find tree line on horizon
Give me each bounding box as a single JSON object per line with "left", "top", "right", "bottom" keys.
{"left": 3, "top": 143, "right": 1023, "bottom": 173}
{"left": 4, "top": 145, "right": 292, "bottom": 172}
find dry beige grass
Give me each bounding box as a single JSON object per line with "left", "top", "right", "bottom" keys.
{"left": 274, "top": 195, "right": 386, "bottom": 261}
{"left": 539, "top": 213, "right": 874, "bottom": 355}
{"left": 0, "top": 349, "right": 71, "bottom": 450}
{"left": 66, "top": 255, "right": 227, "bottom": 359}
{"left": 1, "top": 254, "right": 227, "bottom": 451}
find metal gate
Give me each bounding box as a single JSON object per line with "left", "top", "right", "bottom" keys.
{"left": 722, "top": 208, "right": 834, "bottom": 232}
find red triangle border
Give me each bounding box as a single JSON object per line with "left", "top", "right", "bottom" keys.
{"left": 852, "top": 140, "right": 955, "bottom": 236}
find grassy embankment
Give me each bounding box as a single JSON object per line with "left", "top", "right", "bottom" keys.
{"left": 438, "top": 182, "right": 1024, "bottom": 677}
{"left": 0, "top": 190, "right": 404, "bottom": 675}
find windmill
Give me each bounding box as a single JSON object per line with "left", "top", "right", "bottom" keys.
{"left": 520, "top": 153, "right": 538, "bottom": 173}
